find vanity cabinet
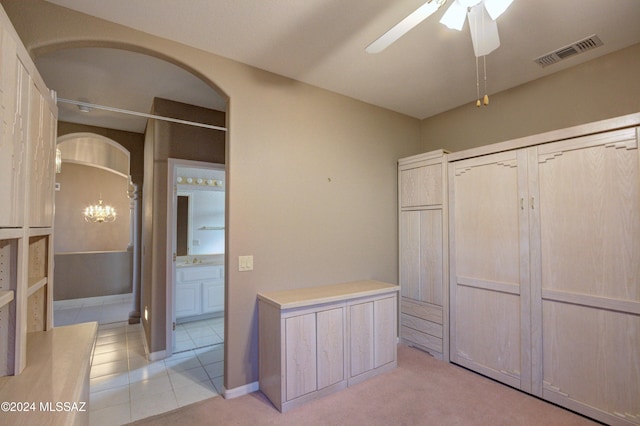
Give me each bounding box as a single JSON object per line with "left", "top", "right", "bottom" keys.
{"left": 258, "top": 280, "right": 398, "bottom": 412}
{"left": 398, "top": 150, "right": 449, "bottom": 360}
{"left": 175, "top": 264, "right": 224, "bottom": 319}
{"left": 448, "top": 124, "right": 640, "bottom": 425}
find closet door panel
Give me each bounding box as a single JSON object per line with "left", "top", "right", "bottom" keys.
{"left": 399, "top": 211, "right": 421, "bottom": 300}
{"left": 454, "top": 285, "right": 522, "bottom": 388}
{"left": 420, "top": 209, "right": 443, "bottom": 306}
{"left": 399, "top": 209, "right": 443, "bottom": 305}
{"left": 450, "top": 149, "right": 530, "bottom": 390}
{"left": 542, "top": 302, "right": 640, "bottom": 423}
{"left": 537, "top": 129, "right": 640, "bottom": 301}
{"left": 453, "top": 152, "right": 521, "bottom": 285}
{"left": 535, "top": 129, "right": 640, "bottom": 423}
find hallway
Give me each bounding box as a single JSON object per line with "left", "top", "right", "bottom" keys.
{"left": 53, "top": 296, "right": 225, "bottom": 424}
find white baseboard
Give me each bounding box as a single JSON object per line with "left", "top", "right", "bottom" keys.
{"left": 223, "top": 381, "right": 259, "bottom": 399}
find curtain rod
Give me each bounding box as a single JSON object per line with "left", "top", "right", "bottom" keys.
{"left": 57, "top": 98, "right": 227, "bottom": 132}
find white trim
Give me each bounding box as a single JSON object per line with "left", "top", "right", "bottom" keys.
{"left": 223, "top": 381, "right": 259, "bottom": 399}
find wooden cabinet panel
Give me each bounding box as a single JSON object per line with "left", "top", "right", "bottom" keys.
{"left": 542, "top": 302, "right": 640, "bottom": 423}
{"left": 285, "top": 313, "right": 317, "bottom": 401}
{"left": 400, "top": 163, "right": 442, "bottom": 207}
{"left": 28, "top": 86, "right": 56, "bottom": 227}
{"left": 316, "top": 307, "right": 344, "bottom": 390}
{"left": 400, "top": 209, "right": 443, "bottom": 305}
{"left": 535, "top": 130, "right": 640, "bottom": 301}
{"left": 348, "top": 301, "right": 374, "bottom": 377}
{"left": 451, "top": 151, "right": 523, "bottom": 285}
{"left": 373, "top": 296, "right": 396, "bottom": 368}
{"left": 0, "top": 55, "right": 28, "bottom": 227}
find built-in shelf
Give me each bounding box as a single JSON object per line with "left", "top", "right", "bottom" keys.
{"left": 0, "top": 290, "right": 14, "bottom": 309}
{"left": 27, "top": 277, "right": 47, "bottom": 297}
{"left": 28, "top": 227, "right": 52, "bottom": 237}
{"left": 0, "top": 228, "right": 23, "bottom": 239}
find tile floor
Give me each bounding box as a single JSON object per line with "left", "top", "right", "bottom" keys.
{"left": 174, "top": 317, "right": 225, "bottom": 353}
{"left": 53, "top": 295, "right": 225, "bottom": 425}
{"left": 89, "top": 321, "right": 224, "bottom": 425}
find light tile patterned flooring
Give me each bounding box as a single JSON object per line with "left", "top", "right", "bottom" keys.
{"left": 53, "top": 295, "right": 225, "bottom": 425}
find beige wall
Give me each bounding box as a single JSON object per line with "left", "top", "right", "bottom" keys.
{"left": 421, "top": 43, "right": 640, "bottom": 153}
{"left": 1, "top": 0, "right": 422, "bottom": 390}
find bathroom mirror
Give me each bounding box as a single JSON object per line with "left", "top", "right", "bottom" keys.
{"left": 175, "top": 188, "right": 225, "bottom": 256}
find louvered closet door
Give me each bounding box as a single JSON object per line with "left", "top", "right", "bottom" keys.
{"left": 449, "top": 149, "right": 532, "bottom": 392}
{"left": 531, "top": 128, "right": 640, "bottom": 423}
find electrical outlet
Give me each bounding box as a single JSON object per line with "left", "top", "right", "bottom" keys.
{"left": 238, "top": 255, "right": 253, "bottom": 271}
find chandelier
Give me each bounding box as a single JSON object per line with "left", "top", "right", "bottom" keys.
{"left": 84, "top": 197, "right": 116, "bottom": 223}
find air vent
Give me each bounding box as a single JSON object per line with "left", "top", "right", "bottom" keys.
{"left": 534, "top": 35, "right": 603, "bottom": 68}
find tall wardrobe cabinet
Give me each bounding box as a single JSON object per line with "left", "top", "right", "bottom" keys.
{"left": 0, "top": 5, "right": 58, "bottom": 377}
{"left": 449, "top": 125, "right": 640, "bottom": 425}
{"left": 398, "top": 150, "right": 449, "bottom": 361}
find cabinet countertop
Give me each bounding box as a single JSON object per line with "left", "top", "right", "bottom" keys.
{"left": 258, "top": 280, "right": 398, "bottom": 310}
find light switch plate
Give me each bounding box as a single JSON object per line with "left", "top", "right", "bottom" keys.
{"left": 238, "top": 255, "right": 253, "bottom": 272}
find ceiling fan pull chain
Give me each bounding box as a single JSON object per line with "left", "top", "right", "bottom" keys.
{"left": 483, "top": 55, "right": 489, "bottom": 106}
{"left": 475, "top": 55, "right": 481, "bottom": 107}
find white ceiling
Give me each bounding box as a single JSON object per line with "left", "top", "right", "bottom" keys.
{"left": 40, "top": 0, "right": 640, "bottom": 133}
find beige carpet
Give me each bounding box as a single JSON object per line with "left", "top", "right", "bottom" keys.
{"left": 129, "top": 344, "right": 597, "bottom": 425}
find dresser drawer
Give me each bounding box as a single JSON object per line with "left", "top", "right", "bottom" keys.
{"left": 401, "top": 325, "right": 443, "bottom": 354}
{"left": 401, "top": 298, "right": 442, "bottom": 324}
{"left": 401, "top": 313, "right": 442, "bottom": 338}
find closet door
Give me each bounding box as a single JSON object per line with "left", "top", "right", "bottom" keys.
{"left": 449, "top": 149, "right": 532, "bottom": 391}
{"left": 531, "top": 128, "right": 640, "bottom": 424}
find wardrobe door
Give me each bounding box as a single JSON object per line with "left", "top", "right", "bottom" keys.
{"left": 532, "top": 128, "right": 640, "bottom": 424}
{"left": 449, "top": 149, "right": 532, "bottom": 391}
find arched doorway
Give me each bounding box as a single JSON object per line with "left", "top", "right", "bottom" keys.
{"left": 53, "top": 132, "right": 136, "bottom": 324}
{"left": 34, "top": 45, "right": 229, "bottom": 410}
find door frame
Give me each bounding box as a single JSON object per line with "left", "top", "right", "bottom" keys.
{"left": 166, "top": 158, "right": 225, "bottom": 356}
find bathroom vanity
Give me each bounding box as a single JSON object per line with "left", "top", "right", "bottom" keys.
{"left": 175, "top": 256, "right": 224, "bottom": 320}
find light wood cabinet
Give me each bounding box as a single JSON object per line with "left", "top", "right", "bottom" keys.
{"left": 258, "top": 280, "right": 398, "bottom": 412}
{"left": 398, "top": 150, "right": 448, "bottom": 360}
{"left": 449, "top": 125, "right": 640, "bottom": 425}
{"left": 0, "top": 5, "right": 57, "bottom": 377}
{"left": 348, "top": 294, "right": 397, "bottom": 383}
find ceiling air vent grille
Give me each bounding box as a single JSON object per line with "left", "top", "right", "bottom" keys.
{"left": 534, "top": 34, "right": 603, "bottom": 68}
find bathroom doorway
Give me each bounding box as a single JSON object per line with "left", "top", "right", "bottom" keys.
{"left": 167, "top": 159, "right": 225, "bottom": 355}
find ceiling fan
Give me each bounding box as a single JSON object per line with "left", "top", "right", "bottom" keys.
{"left": 366, "top": 0, "right": 514, "bottom": 57}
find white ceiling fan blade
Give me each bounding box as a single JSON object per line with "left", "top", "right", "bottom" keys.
{"left": 440, "top": 1, "right": 468, "bottom": 31}
{"left": 468, "top": 4, "right": 500, "bottom": 56}
{"left": 366, "top": 1, "right": 441, "bottom": 53}
{"left": 483, "top": 0, "right": 514, "bottom": 20}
